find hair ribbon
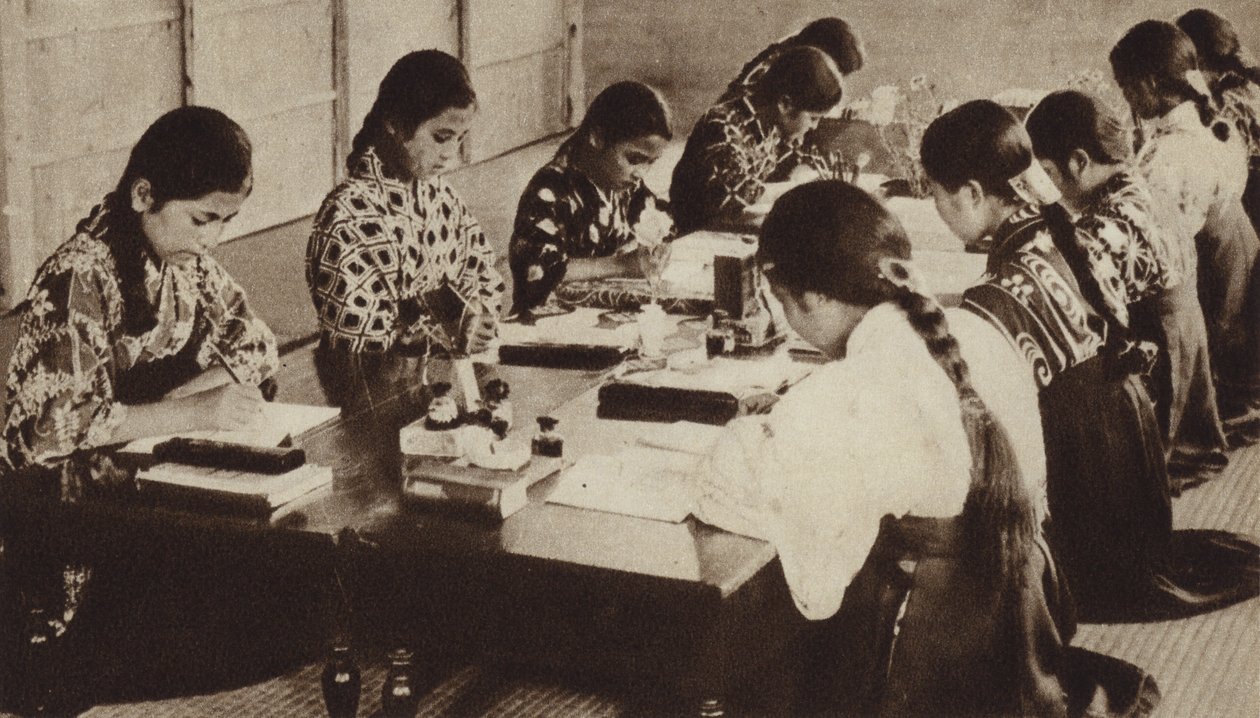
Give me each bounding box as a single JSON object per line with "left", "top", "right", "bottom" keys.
{"left": 1007, "top": 160, "right": 1062, "bottom": 206}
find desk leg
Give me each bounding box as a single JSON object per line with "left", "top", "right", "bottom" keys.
{"left": 322, "top": 529, "right": 365, "bottom": 718}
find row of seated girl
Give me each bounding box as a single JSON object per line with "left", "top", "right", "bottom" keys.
{"left": 1, "top": 8, "right": 1258, "bottom": 716}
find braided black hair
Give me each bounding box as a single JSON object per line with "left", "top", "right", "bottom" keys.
{"left": 1111, "top": 20, "right": 1231, "bottom": 142}
{"left": 1178, "top": 9, "right": 1260, "bottom": 89}
{"left": 104, "top": 107, "right": 252, "bottom": 336}
{"left": 759, "top": 180, "right": 1036, "bottom": 600}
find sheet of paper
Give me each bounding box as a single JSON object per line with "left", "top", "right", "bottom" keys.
{"left": 547, "top": 446, "right": 700, "bottom": 523}
{"left": 497, "top": 308, "right": 636, "bottom": 348}
{"left": 621, "top": 354, "right": 811, "bottom": 394}
{"left": 631, "top": 421, "right": 725, "bottom": 456}
{"left": 121, "top": 402, "right": 341, "bottom": 454}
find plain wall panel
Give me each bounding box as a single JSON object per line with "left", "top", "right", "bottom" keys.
{"left": 467, "top": 48, "right": 566, "bottom": 162}
{"left": 465, "top": 0, "right": 564, "bottom": 67}
{"left": 23, "top": 0, "right": 180, "bottom": 38}
{"left": 26, "top": 20, "right": 183, "bottom": 165}
{"left": 187, "top": 0, "right": 335, "bottom": 242}
{"left": 31, "top": 148, "right": 130, "bottom": 259}
{"left": 230, "top": 103, "right": 336, "bottom": 239}
{"left": 345, "top": 0, "right": 459, "bottom": 139}
{"left": 188, "top": 0, "right": 333, "bottom": 114}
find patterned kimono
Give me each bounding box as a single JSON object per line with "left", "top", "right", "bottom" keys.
{"left": 1, "top": 204, "right": 278, "bottom": 673}
{"left": 669, "top": 97, "right": 839, "bottom": 233}
{"left": 1073, "top": 171, "right": 1174, "bottom": 326}
{"left": 1216, "top": 77, "right": 1260, "bottom": 164}
{"left": 716, "top": 42, "right": 848, "bottom": 184}
{"left": 2, "top": 204, "right": 278, "bottom": 473}
{"left": 307, "top": 147, "right": 505, "bottom": 353}
{"left": 1138, "top": 101, "right": 1260, "bottom": 445}
{"left": 963, "top": 205, "right": 1245, "bottom": 616}
{"left": 962, "top": 205, "right": 1103, "bottom": 389}
{"left": 508, "top": 140, "right": 670, "bottom": 312}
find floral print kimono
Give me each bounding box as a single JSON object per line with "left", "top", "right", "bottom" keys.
{"left": 1, "top": 203, "right": 277, "bottom": 654}
{"left": 508, "top": 139, "right": 672, "bottom": 312}
{"left": 2, "top": 204, "right": 277, "bottom": 473}
{"left": 715, "top": 43, "right": 848, "bottom": 184}
{"left": 307, "top": 147, "right": 505, "bottom": 354}
{"left": 1073, "top": 171, "right": 1174, "bottom": 325}
{"left": 1138, "top": 101, "right": 1260, "bottom": 447}
{"left": 669, "top": 97, "right": 840, "bottom": 233}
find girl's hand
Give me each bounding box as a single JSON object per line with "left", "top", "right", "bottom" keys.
{"left": 189, "top": 383, "right": 264, "bottom": 431}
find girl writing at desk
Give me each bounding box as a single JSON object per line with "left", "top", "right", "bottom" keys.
{"left": 690, "top": 180, "right": 1155, "bottom": 716}
{"left": 509, "top": 81, "right": 674, "bottom": 314}
{"left": 307, "top": 50, "right": 504, "bottom": 354}
{"left": 0, "top": 106, "right": 298, "bottom": 712}
{"left": 2, "top": 106, "right": 275, "bottom": 475}
{"left": 669, "top": 46, "right": 844, "bottom": 234}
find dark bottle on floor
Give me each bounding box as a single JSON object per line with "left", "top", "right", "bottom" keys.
{"left": 380, "top": 647, "right": 420, "bottom": 718}
{"left": 20, "top": 609, "right": 57, "bottom": 715}
{"left": 321, "top": 645, "right": 361, "bottom": 718}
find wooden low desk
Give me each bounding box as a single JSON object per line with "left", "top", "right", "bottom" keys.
{"left": 270, "top": 339, "right": 805, "bottom": 714}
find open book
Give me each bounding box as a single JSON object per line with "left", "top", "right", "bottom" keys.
{"left": 120, "top": 402, "right": 341, "bottom": 454}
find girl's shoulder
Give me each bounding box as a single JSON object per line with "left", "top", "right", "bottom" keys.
{"left": 20, "top": 232, "right": 123, "bottom": 324}
{"left": 315, "top": 175, "right": 391, "bottom": 227}
{"left": 32, "top": 232, "right": 117, "bottom": 289}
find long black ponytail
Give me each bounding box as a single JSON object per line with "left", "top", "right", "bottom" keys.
{"left": 759, "top": 180, "right": 1037, "bottom": 602}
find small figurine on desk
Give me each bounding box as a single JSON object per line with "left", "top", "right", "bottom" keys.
{"left": 423, "top": 383, "right": 461, "bottom": 430}
{"left": 532, "top": 416, "right": 564, "bottom": 457}
{"left": 482, "top": 379, "right": 513, "bottom": 430}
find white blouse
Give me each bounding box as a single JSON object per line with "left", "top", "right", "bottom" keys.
{"left": 691, "top": 303, "right": 1046, "bottom": 620}
{"left": 1136, "top": 101, "right": 1250, "bottom": 285}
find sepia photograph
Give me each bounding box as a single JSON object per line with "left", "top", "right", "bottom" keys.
{"left": 0, "top": 1, "right": 1257, "bottom": 715}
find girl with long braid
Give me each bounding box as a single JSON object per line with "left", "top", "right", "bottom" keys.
{"left": 307, "top": 50, "right": 505, "bottom": 354}
{"left": 1112, "top": 21, "right": 1260, "bottom": 461}
{"left": 689, "top": 181, "right": 1156, "bottom": 715}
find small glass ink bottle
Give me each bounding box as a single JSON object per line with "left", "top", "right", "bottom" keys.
{"left": 380, "top": 647, "right": 419, "bottom": 718}
{"left": 423, "top": 382, "right": 460, "bottom": 430}
{"left": 705, "top": 310, "right": 735, "bottom": 359}
{"left": 482, "top": 379, "right": 513, "bottom": 430}
{"left": 532, "top": 416, "right": 564, "bottom": 457}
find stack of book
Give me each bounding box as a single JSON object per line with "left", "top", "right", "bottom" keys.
{"left": 136, "top": 461, "right": 333, "bottom": 520}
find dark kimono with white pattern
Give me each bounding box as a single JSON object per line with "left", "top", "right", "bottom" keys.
{"left": 508, "top": 140, "right": 668, "bottom": 312}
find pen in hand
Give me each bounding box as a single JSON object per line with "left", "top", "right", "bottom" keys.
{"left": 209, "top": 345, "right": 243, "bottom": 384}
